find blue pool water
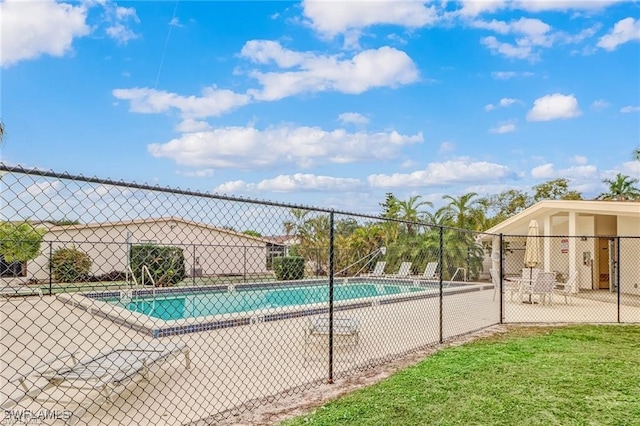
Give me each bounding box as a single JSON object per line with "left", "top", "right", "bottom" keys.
{"left": 103, "top": 282, "right": 434, "bottom": 321}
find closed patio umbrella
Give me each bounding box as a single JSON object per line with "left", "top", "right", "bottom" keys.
{"left": 523, "top": 220, "right": 542, "bottom": 303}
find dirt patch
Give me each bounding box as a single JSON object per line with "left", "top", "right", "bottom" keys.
{"left": 201, "top": 324, "right": 520, "bottom": 426}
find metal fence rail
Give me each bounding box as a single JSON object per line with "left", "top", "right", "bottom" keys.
{"left": 1, "top": 164, "right": 638, "bottom": 425}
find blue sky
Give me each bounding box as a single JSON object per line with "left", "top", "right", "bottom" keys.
{"left": 1, "top": 0, "right": 639, "bottom": 215}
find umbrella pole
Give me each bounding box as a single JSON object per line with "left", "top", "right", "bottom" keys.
{"left": 523, "top": 266, "right": 535, "bottom": 304}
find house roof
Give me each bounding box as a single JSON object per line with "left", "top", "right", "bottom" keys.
{"left": 45, "top": 216, "right": 272, "bottom": 244}
{"left": 482, "top": 200, "right": 640, "bottom": 237}
{"left": 263, "top": 235, "right": 298, "bottom": 245}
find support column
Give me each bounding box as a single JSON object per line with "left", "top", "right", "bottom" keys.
{"left": 543, "top": 214, "right": 552, "bottom": 271}
{"left": 568, "top": 211, "right": 577, "bottom": 289}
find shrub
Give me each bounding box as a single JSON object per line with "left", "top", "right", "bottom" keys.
{"left": 0, "top": 222, "right": 46, "bottom": 263}
{"left": 273, "top": 256, "right": 305, "bottom": 280}
{"left": 129, "top": 244, "right": 185, "bottom": 287}
{"left": 51, "top": 246, "right": 92, "bottom": 283}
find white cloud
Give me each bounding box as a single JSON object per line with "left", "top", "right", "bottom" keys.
{"left": 112, "top": 86, "right": 251, "bottom": 119}
{"left": 485, "top": 97, "right": 522, "bottom": 111}
{"left": 0, "top": 0, "right": 90, "bottom": 67}
{"left": 178, "top": 169, "right": 215, "bottom": 178}
{"left": 476, "top": 17, "right": 554, "bottom": 60}
{"left": 215, "top": 174, "right": 362, "bottom": 193}
{"left": 598, "top": 17, "right": 640, "bottom": 51}
{"left": 572, "top": 155, "right": 588, "bottom": 165}
{"left": 457, "top": 0, "right": 508, "bottom": 17}
{"left": 175, "top": 119, "right": 211, "bottom": 133}
{"left": 621, "top": 160, "right": 640, "bottom": 178}
{"left": 367, "top": 160, "right": 513, "bottom": 188}
{"left": 439, "top": 141, "right": 455, "bottom": 153}
{"left": 526, "top": 93, "right": 582, "bottom": 122}
{"left": 301, "top": 0, "right": 439, "bottom": 38}
{"left": 591, "top": 99, "right": 610, "bottom": 110}
{"left": 491, "top": 71, "right": 535, "bottom": 79}
{"left": 531, "top": 163, "right": 555, "bottom": 179}
{"left": 620, "top": 105, "right": 640, "bottom": 113}
{"left": 338, "top": 112, "right": 369, "bottom": 125}
{"left": 147, "top": 125, "right": 423, "bottom": 169}
{"left": 105, "top": 23, "right": 138, "bottom": 44}
{"left": 531, "top": 162, "right": 598, "bottom": 180}
{"left": 489, "top": 122, "right": 517, "bottom": 134}
{"left": 103, "top": 4, "right": 139, "bottom": 44}
{"left": 458, "top": 0, "right": 624, "bottom": 16}
{"left": 481, "top": 36, "right": 534, "bottom": 60}
{"left": 241, "top": 42, "right": 419, "bottom": 101}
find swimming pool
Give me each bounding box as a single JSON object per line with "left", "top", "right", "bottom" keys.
{"left": 57, "top": 278, "right": 490, "bottom": 337}
{"left": 103, "top": 282, "right": 431, "bottom": 321}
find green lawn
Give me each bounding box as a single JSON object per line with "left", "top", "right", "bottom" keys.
{"left": 282, "top": 325, "right": 640, "bottom": 426}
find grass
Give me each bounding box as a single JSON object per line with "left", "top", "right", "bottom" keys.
{"left": 282, "top": 325, "right": 640, "bottom": 426}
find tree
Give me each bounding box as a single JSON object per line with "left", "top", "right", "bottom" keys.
{"left": 379, "top": 193, "right": 400, "bottom": 218}
{"left": 335, "top": 218, "right": 359, "bottom": 237}
{"left": 0, "top": 119, "right": 4, "bottom": 144}
{"left": 477, "top": 189, "right": 532, "bottom": 228}
{"left": 0, "top": 222, "right": 46, "bottom": 263}
{"left": 532, "top": 178, "right": 583, "bottom": 202}
{"left": 242, "top": 230, "right": 262, "bottom": 237}
{"left": 596, "top": 173, "right": 640, "bottom": 201}
{"left": 634, "top": 147, "right": 640, "bottom": 161}
{"left": 283, "top": 208, "right": 309, "bottom": 237}
{"left": 396, "top": 195, "right": 433, "bottom": 235}
{"left": 436, "top": 193, "right": 484, "bottom": 230}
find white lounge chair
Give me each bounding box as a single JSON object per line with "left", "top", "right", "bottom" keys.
{"left": 1, "top": 284, "right": 43, "bottom": 298}
{"left": 419, "top": 262, "right": 439, "bottom": 280}
{"left": 361, "top": 261, "right": 386, "bottom": 277}
{"left": 1, "top": 341, "right": 190, "bottom": 425}
{"left": 385, "top": 262, "right": 412, "bottom": 278}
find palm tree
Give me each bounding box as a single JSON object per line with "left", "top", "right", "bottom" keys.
{"left": 396, "top": 195, "right": 433, "bottom": 235}
{"left": 282, "top": 208, "right": 308, "bottom": 237}
{"left": 634, "top": 147, "right": 640, "bottom": 161}
{"left": 436, "top": 192, "right": 485, "bottom": 230}
{"left": 595, "top": 173, "right": 640, "bottom": 201}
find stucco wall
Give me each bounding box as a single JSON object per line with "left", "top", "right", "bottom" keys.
{"left": 618, "top": 217, "right": 640, "bottom": 295}
{"left": 21, "top": 221, "right": 269, "bottom": 282}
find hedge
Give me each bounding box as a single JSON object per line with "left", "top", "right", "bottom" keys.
{"left": 129, "top": 244, "right": 185, "bottom": 287}
{"left": 273, "top": 256, "right": 305, "bottom": 280}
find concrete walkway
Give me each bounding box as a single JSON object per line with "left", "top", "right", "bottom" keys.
{"left": 1, "top": 286, "right": 638, "bottom": 425}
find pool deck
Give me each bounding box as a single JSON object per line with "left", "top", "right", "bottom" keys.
{"left": 2, "top": 283, "right": 639, "bottom": 425}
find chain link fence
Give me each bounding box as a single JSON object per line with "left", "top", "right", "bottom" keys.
{"left": 1, "top": 165, "right": 637, "bottom": 425}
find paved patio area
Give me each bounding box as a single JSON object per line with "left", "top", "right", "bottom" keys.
{"left": 1, "top": 285, "right": 638, "bottom": 425}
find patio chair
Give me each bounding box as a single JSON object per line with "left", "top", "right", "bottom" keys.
{"left": 360, "top": 261, "right": 386, "bottom": 277}
{"left": 385, "top": 262, "right": 412, "bottom": 278}
{"left": 1, "top": 341, "right": 190, "bottom": 425}
{"left": 0, "top": 284, "right": 43, "bottom": 298}
{"left": 520, "top": 271, "right": 556, "bottom": 305}
{"left": 491, "top": 269, "right": 519, "bottom": 301}
{"left": 417, "top": 262, "right": 439, "bottom": 280}
{"left": 554, "top": 271, "right": 578, "bottom": 304}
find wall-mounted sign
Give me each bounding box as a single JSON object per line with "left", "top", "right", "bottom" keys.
{"left": 561, "top": 238, "right": 569, "bottom": 254}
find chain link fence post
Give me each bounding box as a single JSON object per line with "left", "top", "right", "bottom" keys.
{"left": 327, "top": 211, "right": 335, "bottom": 384}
